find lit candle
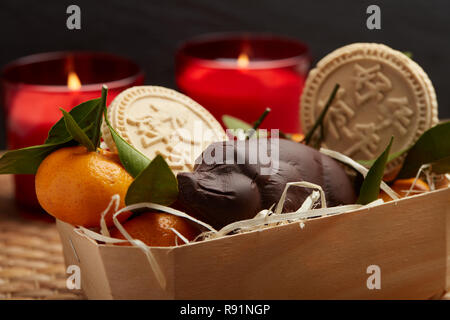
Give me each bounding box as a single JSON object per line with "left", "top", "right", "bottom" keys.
{"left": 176, "top": 33, "right": 310, "bottom": 133}
{"left": 1, "top": 52, "right": 144, "bottom": 210}
{"left": 67, "top": 71, "right": 82, "bottom": 90}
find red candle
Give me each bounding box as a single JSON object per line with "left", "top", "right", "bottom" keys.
{"left": 176, "top": 33, "right": 310, "bottom": 133}
{"left": 2, "top": 52, "right": 144, "bottom": 210}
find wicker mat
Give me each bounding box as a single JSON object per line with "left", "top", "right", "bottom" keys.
{"left": 0, "top": 218, "right": 85, "bottom": 300}
{"left": 0, "top": 173, "right": 84, "bottom": 300}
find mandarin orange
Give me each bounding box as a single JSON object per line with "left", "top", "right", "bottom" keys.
{"left": 290, "top": 133, "right": 305, "bottom": 143}
{"left": 35, "top": 146, "right": 133, "bottom": 227}
{"left": 110, "top": 212, "right": 200, "bottom": 247}
{"left": 379, "top": 178, "right": 430, "bottom": 202}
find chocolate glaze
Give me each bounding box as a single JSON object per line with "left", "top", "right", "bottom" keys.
{"left": 177, "top": 139, "right": 356, "bottom": 229}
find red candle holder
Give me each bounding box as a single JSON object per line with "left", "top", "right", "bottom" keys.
{"left": 1, "top": 51, "right": 144, "bottom": 210}
{"left": 176, "top": 33, "right": 310, "bottom": 134}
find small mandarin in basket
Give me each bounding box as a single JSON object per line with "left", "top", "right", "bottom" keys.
{"left": 110, "top": 212, "right": 200, "bottom": 247}
{"left": 290, "top": 133, "right": 304, "bottom": 143}
{"left": 35, "top": 146, "right": 133, "bottom": 227}
{"left": 379, "top": 178, "right": 430, "bottom": 202}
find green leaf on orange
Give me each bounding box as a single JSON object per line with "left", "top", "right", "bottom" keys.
{"left": 357, "top": 137, "right": 394, "bottom": 205}
{"left": 45, "top": 98, "right": 102, "bottom": 144}
{"left": 403, "top": 51, "right": 413, "bottom": 59}
{"left": 357, "top": 148, "right": 407, "bottom": 168}
{"left": 222, "top": 114, "right": 268, "bottom": 138}
{"left": 303, "top": 84, "right": 340, "bottom": 147}
{"left": 61, "top": 108, "right": 95, "bottom": 151}
{"left": 0, "top": 86, "right": 109, "bottom": 175}
{"left": 397, "top": 121, "right": 450, "bottom": 179}
{"left": 125, "top": 155, "right": 178, "bottom": 206}
{"left": 0, "top": 139, "right": 75, "bottom": 175}
{"left": 103, "top": 102, "right": 150, "bottom": 178}
{"left": 222, "top": 115, "right": 252, "bottom": 131}
{"left": 91, "top": 86, "right": 108, "bottom": 149}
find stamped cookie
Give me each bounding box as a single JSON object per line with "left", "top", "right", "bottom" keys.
{"left": 301, "top": 43, "right": 438, "bottom": 173}
{"left": 102, "top": 86, "right": 227, "bottom": 173}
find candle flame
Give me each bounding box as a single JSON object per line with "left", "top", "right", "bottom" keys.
{"left": 67, "top": 71, "right": 82, "bottom": 90}
{"left": 237, "top": 52, "right": 249, "bottom": 68}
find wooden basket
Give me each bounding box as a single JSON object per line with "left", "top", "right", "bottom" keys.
{"left": 57, "top": 187, "right": 450, "bottom": 299}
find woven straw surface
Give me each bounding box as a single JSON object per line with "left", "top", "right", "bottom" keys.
{"left": 0, "top": 220, "right": 84, "bottom": 300}
{"left": 0, "top": 174, "right": 84, "bottom": 300}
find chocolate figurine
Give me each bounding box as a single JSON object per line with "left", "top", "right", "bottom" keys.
{"left": 177, "top": 139, "right": 357, "bottom": 229}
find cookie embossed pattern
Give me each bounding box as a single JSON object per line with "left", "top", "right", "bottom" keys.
{"left": 301, "top": 43, "right": 438, "bottom": 173}
{"left": 102, "top": 86, "right": 227, "bottom": 173}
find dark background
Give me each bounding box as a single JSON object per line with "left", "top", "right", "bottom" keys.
{"left": 1, "top": 0, "right": 449, "bottom": 149}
